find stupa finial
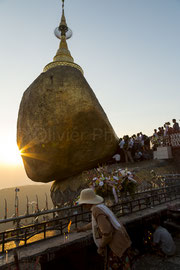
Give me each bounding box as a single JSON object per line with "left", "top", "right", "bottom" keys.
{"left": 43, "top": 0, "right": 83, "bottom": 74}
{"left": 58, "top": 0, "right": 68, "bottom": 38}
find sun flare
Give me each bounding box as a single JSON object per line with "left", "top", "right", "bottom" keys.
{"left": 0, "top": 142, "right": 23, "bottom": 166}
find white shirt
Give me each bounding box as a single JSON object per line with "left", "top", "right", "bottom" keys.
{"left": 119, "top": 140, "right": 125, "bottom": 149}
{"left": 153, "top": 132, "right": 158, "bottom": 138}
{"left": 128, "top": 138, "right": 134, "bottom": 148}
{"left": 153, "top": 226, "right": 176, "bottom": 256}
{"left": 112, "top": 154, "right": 120, "bottom": 161}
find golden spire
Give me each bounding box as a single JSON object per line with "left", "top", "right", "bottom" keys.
{"left": 44, "top": 0, "right": 83, "bottom": 74}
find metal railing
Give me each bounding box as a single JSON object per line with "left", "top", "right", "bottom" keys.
{"left": 0, "top": 181, "right": 180, "bottom": 253}
{"left": 154, "top": 132, "right": 180, "bottom": 148}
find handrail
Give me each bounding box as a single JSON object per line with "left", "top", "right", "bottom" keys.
{"left": 0, "top": 183, "right": 180, "bottom": 253}
{"left": 0, "top": 176, "right": 179, "bottom": 224}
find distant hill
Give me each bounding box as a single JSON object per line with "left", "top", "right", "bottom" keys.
{"left": 0, "top": 164, "right": 39, "bottom": 188}
{"left": 0, "top": 184, "right": 53, "bottom": 231}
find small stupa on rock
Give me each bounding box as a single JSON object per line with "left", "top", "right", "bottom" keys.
{"left": 17, "top": 0, "right": 118, "bottom": 184}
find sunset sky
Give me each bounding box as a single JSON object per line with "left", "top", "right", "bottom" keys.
{"left": 0, "top": 0, "right": 180, "bottom": 188}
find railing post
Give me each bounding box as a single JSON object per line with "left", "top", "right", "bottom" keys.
{"left": 75, "top": 215, "right": 77, "bottom": 229}
{"left": 44, "top": 223, "right": 46, "bottom": 239}
{"left": 25, "top": 229, "right": 27, "bottom": 246}
{"left": 130, "top": 202, "right": 132, "bottom": 213}
{"left": 138, "top": 199, "right": 141, "bottom": 210}
{"left": 159, "top": 193, "right": 162, "bottom": 204}
{"left": 2, "top": 232, "right": 5, "bottom": 253}
{"left": 60, "top": 221, "right": 63, "bottom": 235}
{"left": 152, "top": 194, "right": 155, "bottom": 206}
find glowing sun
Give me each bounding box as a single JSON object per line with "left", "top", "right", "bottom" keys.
{"left": 0, "top": 142, "right": 23, "bottom": 166}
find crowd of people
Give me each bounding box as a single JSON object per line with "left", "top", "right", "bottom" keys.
{"left": 112, "top": 118, "right": 180, "bottom": 163}
{"left": 151, "top": 118, "right": 180, "bottom": 150}
{"left": 112, "top": 132, "right": 151, "bottom": 163}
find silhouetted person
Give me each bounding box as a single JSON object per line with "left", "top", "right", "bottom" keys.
{"left": 172, "top": 119, "right": 179, "bottom": 133}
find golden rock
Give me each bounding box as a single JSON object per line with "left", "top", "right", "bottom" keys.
{"left": 17, "top": 65, "right": 118, "bottom": 183}
{"left": 17, "top": 2, "right": 118, "bottom": 183}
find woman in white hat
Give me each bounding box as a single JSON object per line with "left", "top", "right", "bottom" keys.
{"left": 76, "top": 188, "right": 132, "bottom": 270}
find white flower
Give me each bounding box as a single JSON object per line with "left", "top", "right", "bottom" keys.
{"left": 128, "top": 177, "right": 137, "bottom": 184}
{"left": 99, "top": 181, "right": 104, "bottom": 186}
{"left": 113, "top": 176, "right": 119, "bottom": 181}
{"left": 93, "top": 177, "right": 97, "bottom": 181}
{"left": 120, "top": 170, "right": 126, "bottom": 177}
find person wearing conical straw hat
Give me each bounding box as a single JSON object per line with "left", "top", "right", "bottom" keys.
{"left": 76, "top": 188, "right": 132, "bottom": 270}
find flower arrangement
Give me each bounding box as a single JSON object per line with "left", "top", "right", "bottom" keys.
{"left": 85, "top": 166, "right": 140, "bottom": 203}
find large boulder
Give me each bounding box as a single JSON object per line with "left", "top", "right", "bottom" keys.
{"left": 17, "top": 66, "right": 118, "bottom": 183}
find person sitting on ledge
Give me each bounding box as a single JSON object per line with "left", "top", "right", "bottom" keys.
{"left": 152, "top": 216, "right": 176, "bottom": 256}
{"left": 75, "top": 188, "right": 132, "bottom": 270}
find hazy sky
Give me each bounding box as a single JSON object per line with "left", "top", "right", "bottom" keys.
{"left": 0, "top": 0, "right": 180, "bottom": 188}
